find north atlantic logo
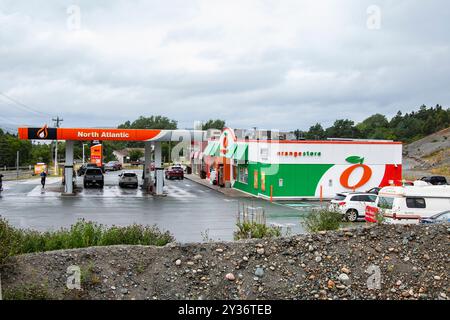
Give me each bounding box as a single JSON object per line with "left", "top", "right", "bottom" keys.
{"left": 29, "top": 125, "right": 57, "bottom": 140}
{"left": 36, "top": 124, "right": 49, "bottom": 139}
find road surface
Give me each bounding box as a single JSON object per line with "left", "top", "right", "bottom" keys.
{"left": 0, "top": 170, "right": 307, "bottom": 242}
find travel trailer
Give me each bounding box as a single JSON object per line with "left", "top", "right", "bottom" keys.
{"left": 365, "top": 183, "right": 450, "bottom": 224}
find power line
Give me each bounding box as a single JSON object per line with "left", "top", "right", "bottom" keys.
{"left": 0, "top": 125, "right": 17, "bottom": 133}
{"left": 0, "top": 92, "right": 52, "bottom": 117}
{"left": 0, "top": 115, "right": 20, "bottom": 125}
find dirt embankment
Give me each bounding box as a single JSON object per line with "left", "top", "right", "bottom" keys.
{"left": 1, "top": 224, "right": 449, "bottom": 300}
{"left": 403, "top": 127, "right": 450, "bottom": 178}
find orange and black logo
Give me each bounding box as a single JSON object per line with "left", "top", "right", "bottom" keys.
{"left": 28, "top": 125, "right": 57, "bottom": 140}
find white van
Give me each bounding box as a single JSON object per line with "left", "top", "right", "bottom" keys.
{"left": 368, "top": 184, "right": 450, "bottom": 224}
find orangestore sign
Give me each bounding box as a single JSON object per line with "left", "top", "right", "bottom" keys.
{"left": 277, "top": 151, "right": 322, "bottom": 157}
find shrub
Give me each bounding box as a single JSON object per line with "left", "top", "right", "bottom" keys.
{"left": 234, "top": 208, "right": 281, "bottom": 240}
{"left": 301, "top": 209, "right": 343, "bottom": 233}
{"left": 0, "top": 217, "right": 21, "bottom": 265}
{"left": 3, "top": 284, "right": 54, "bottom": 300}
{"left": 0, "top": 217, "right": 174, "bottom": 265}
{"left": 234, "top": 221, "right": 281, "bottom": 240}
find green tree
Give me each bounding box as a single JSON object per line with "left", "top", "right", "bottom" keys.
{"left": 30, "top": 143, "right": 52, "bottom": 164}
{"left": 202, "top": 119, "right": 225, "bottom": 131}
{"left": 128, "top": 149, "right": 144, "bottom": 162}
{"left": 325, "top": 119, "right": 359, "bottom": 138}
{"left": 118, "top": 115, "right": 177, "bottom": 130}
{"left": 356, "top": 114, "right": 389, "bottom": 139}
{"left": 115, "top": 115, "right": 178, "bottom": 162}
{"left": 305, "top": 123, "right": 326, "bottom": 140}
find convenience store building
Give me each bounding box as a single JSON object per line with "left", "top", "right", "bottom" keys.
{"left": 201, "top": 128, "right": 403, "bottom": 200}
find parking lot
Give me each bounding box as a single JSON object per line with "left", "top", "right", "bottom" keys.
{"left": 0, "top": 170, "right": 308, "bottom": 242}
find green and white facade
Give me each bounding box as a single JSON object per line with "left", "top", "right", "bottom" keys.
{"left": 202, "top": 128, "right": 403, "bottom": 200}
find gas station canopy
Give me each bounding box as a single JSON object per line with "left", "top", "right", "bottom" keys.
{"left": 18, "top": 126, "right": 205, "bottom": 142}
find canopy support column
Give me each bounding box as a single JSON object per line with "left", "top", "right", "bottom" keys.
{"left": 143, "top": 141, "right": 152, "bottom": 191}
{"left": 154, "top": 142, "right": 164, "bottom": 195}
{"left": 64, "top": 140, "right": 74, "bottom": 194}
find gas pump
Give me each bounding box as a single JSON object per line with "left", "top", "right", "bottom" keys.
{"left": 155, "top": 168, "right": 164, "bottom": 195}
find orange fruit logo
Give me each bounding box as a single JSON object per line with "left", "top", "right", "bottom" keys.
{"left": 340, "top": 156, "right": 372, "bottom": 189}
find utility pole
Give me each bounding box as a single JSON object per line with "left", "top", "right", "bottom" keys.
{"left": 52, "top": 116, "right": 63, "bottom": 175}
{"left": 16, "top": 150, "right": 19, "bottom": 180}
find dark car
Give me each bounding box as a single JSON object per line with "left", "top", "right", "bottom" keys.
{"left": 78, "top": 163, "right": 102, "bottom": 176}
{"left": 420, "top": 176, "right": 447, "bottom": 185}
{"left": 366, "top": 187, "right": 381, "bottom": 195}
{"left": 420, "top": 210, "right": 450, "bottom": 224}
{"left": 165, "top": 166, "right": 184, "bottom": 180}
{"left": 83, "top": 168, "right": 104, "bottom": 188}
{"left": 105, "top": 161, "right": 122, "bottom": 171}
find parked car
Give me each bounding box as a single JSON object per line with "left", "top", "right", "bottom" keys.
{"left": 366, "top": 187, "right": 381, "bottom": 194}
{"left": 172, "top": 163, "right": 187, "bottom": 173}
{"left": 78, "top": 163, "right": 104, "bottom": 176}
{"left": 420, "top": 176, "right": 448, "bottom": 185}
{"left": 83, "top": 167, "right": 104, "bottom": 188}
{"left": 165, "top": 166, "right": 184, "bottom": 180}
{"left": 105, "top": 161, "right": 122, "bottom": 171}
{"left": 330, "top": 192, "right": 377, "bottom": 222}
{"left": 420, "top": 210, "right": 450, "bottom": 224}
{"left": 119, "top": 171, "right": 138, "bottom": 188}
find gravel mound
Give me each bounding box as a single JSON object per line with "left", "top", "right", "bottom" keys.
{"left": 1, "top": 224, "right": 449, "bottom": 300}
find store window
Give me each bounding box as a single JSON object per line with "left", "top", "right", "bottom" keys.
{"left": 238, "top": 166, "right": 248, "bottom": 184}
{"left": 261, "top": 171, "right": 266, "bottom": 192}
{"left": 260, "top": 148, "right": 269, "bottom": 161}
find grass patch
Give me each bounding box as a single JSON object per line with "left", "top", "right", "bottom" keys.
{"left": 301, "top": 208, "right": 343, "bottom": 233}
{"left": 234, "top": 221, "right": 281, "bottom": 240}
{"left": 3, "top": 284, "right": 54, "bottom": 300}
{"left": 0, "top": 218, "right": 174, "bottom": 265}
{"left": 234, "top": 205, "right": 281, "bottom": 240}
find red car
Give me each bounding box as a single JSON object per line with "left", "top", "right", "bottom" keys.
{"left": 165, "top": 166, "right": 184, "bottom": 180}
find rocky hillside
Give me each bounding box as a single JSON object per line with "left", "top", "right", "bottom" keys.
{"left": 1, "top": 224, "right": 449, "bottom": 300}
{"left": 403, "top": 127, "right": 450, "bottom": 178}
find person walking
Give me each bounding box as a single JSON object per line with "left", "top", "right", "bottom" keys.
{"left": 0, "top": 173, "right": 3, "bottom": 192}
{"left": 40, "top": 170, "right": 47, "bottom": 188}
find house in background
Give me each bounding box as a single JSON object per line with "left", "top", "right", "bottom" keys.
{"left": 113, "top": 148, "right": 145, "bottom": 164}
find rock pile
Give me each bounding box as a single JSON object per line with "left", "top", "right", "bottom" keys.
{"left": 1, "top": 224, "right": 448, "bottom": 300}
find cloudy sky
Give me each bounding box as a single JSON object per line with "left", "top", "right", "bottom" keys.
{"left": 0, "top": 0, "right": 449, "bottom": 131}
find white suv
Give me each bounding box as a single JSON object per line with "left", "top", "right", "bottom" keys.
{"left": 118, "top": 172, "right": 139, "bottom": 189}
{"left": 330, "top": 192, "right": 377, "bottom": 222}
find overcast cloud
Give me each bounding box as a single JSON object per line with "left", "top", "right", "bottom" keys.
{"left": 0, "top": 0, "right": 449, "bottom": 131}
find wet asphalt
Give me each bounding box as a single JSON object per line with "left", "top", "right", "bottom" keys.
{"left": 0, "top": 170, "right": 309, "bottom": 242}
